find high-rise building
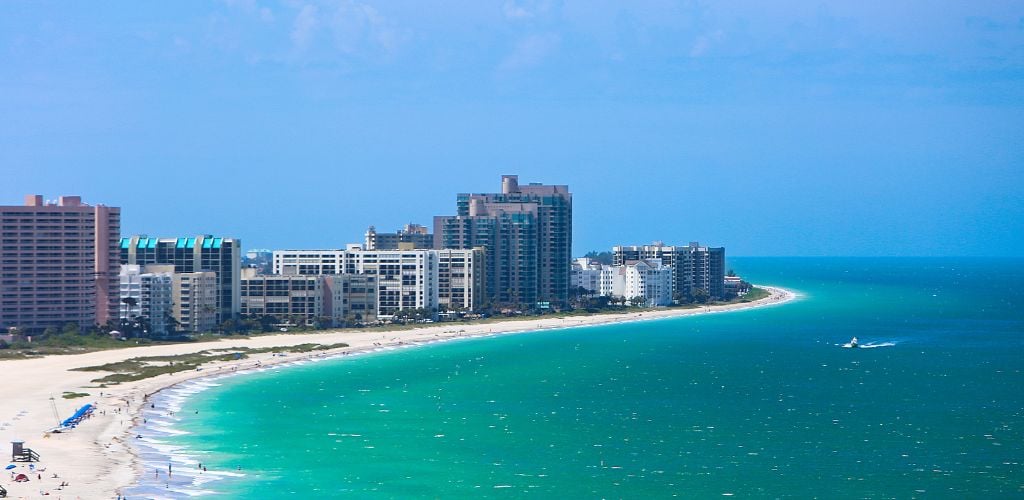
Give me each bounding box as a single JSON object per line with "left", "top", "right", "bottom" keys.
{"left": 434, "top": 175, "right": 572, "bottom": 310}
{"left": 613, "top": 242, "right": 726, "bottom": 299}
{"left": 120, "top": 235, "right": 241, "bottom": 322}
{"left": 437, "top": 248, "right": 486, "bottom": 312}
{"left": 342, "top": 249, "right": 439, "bottom": 319}
{"left": 172, "top": 271, "right": 217, "bottom": 333}
{"left": 365, "top": 224, "right": 434, "bottom": 250}
{"left": 0, "top": 195, "right": 120, "bottom": 332}
{"left": 273, "top": 248, "right": 440, "bottom": 320}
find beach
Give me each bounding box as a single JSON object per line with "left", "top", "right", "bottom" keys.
{"left": 0, "top": 286, "right": 794, "bottom": 499}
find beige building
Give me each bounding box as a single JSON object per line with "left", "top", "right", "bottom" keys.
{"left": 0, "top": 195, "right": 120, "bottom": 332}
{"left": 172, "top": 271, "right": 217, "bottom": 333}
{"left": 241, "top": 268, "right": 378, "bottom": 327}
{"left": 240, "top": 269, "right": 323, "bottom": 326}
{"left": 437, "top": 248, "right": 486, "bottom": 312}
{"left": 324, "top": 274, "right": 377, "bottom": 325}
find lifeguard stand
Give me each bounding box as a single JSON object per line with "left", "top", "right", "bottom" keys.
{"left": 11, "top": 440, "right": 39, "bottom": 462}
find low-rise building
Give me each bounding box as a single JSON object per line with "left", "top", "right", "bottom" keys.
{"left": 619, "top": 259, "right": 673, "bottom": 306}
{"left": 119, "top": 265, "right": 174, "bottom": 336}
{"left": 571, "top": 258, "right": 605, "bottom": 294}
{"left": 241, "top": 269, "right": 379, "bottom": 326}
{"left": 324, "top": 274, "right": 377, "bottom": 325}
{"left": 240, "top": 269, "right": 323, "bottom": 326}
{"left": 724, "top": 275, "right": 745, "bottom": 296}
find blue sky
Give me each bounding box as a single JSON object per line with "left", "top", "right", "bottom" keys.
{"left": 2, "top": 1, "right": 1022, "bottom": 256}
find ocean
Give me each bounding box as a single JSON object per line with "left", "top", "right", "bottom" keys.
{"left": 127, "top": 258, "right": 1024, "bottom": 498}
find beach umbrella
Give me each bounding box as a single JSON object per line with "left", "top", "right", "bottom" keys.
{"left": 5, "top": 464, "right": 15, "bottom": 469}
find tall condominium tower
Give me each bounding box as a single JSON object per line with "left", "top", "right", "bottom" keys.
{"left": 434, "top": 175, "right": 572, "bottom": 309}
{"left": 120, "top": 235, "right": 241, "bottom": 323}
{"left": 0, "top": 195, "right": 120, "bottom": 332}
{"left": 613, "top": 242, "right": 726, "bottom": 299}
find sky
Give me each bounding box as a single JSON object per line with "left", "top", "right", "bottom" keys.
{"left": 1, "top": 1, "right": 1022, "bottom": 257}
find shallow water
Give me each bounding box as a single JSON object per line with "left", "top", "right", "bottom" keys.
{"left": 127, "top": 258, "right": 1024, "bottom": 498}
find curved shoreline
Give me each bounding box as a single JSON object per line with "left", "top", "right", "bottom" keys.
{"left": 0, "top": 285, "right": 796, "bottom": 498}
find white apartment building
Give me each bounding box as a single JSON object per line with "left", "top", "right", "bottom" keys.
{"left": 273, "top": 247, "right": 439, "bottom": 320}
{"left": 273, "top": 248, "right": 348, "bottom": 276}
{"left": 437, "top": 248, "right": 485, "bottom": 312}
{"left": 620, "top": 259, "right": 673, "bottom": 306}
{"left": 571, "top": 258, "right": 604, "bottom": 294}
{"left": 119, "top": 264, "right": 173, "bottom": 336}
{"left": 578, "top": 258, "right": 672, "bottom": 306}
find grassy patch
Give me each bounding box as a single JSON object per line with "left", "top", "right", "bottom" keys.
{"left": 70, "top": 343, "right": 349, "bottom": 385}
{"left": 739, "top": 286, "right": 770, "bottom": 302}
{"left": 62, "top": 391, "right": 90, "bottom": 399}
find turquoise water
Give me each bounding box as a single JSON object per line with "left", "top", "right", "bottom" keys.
{"left": 141, "top": 258, "right": 1024, "bottom": 497}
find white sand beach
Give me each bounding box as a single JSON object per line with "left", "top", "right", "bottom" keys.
{"left": 0, "top": 286, "right": 794, "bottom": 499}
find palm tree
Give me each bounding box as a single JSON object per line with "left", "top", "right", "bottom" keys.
{"left": 121, "top": 296, "right": 138, "bottom": 320}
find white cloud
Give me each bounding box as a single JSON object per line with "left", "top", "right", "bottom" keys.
{"left": 291, "top": 3, "right": 319, "bottom": 51}
{"left": 502, "top": 0, "right": 554, "bottom": 21}
{"left": 276, "top": 1, "right": 406, "bottom": 58}
{"left": 499, "top": 32, "right": 560, "bottom": 71}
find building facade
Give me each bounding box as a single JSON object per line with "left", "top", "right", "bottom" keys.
{"left": 571, "top": 257, "right": 605, "bottom": 294}
{"left": 119, "top": 264, "right": 174, "bottom": 337}
{"left": 619, "top": 259, "right": 673, "bottom": 306}
{"left": 172, "top": 271, "right": 217, "bottom": 333}
{"left": 273, "top": 249, "right": 346, "bottom": 276}
{"left": 342, "top": 249, "right": 439, "bottom": 319}
{"left": 240, "top": 269, "right": 323, "bottom": 325}
{"left": 437, "top": 248, "right": 486, "bottom": 312}
{"left": 120, "top": 235, "right": 241, "bottom": 322}
{"left": 274, "top": 248, "right": 440, "bottom": 320}
{"left": 0, "top": 195, "right": 120, "bottom": 332}
{"left": 325, "top": 273, "right": 378, "bottom": 325}
{"left": 365, "top": 224, "right": 434, "bottom": 250}
{"left": 435, "top": 175, "right": 572, "bottom": 310}
{"left": 240, "top": 269, "right": 379, "bottom": 327}
{"left": 613, "top": 242, "right": 726, "bottom": 299}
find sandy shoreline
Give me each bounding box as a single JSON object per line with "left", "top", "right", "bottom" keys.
{"left": 0, "top": 285, "right": 795, "bottom": 499}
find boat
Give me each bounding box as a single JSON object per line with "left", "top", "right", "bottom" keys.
{"left": 847, "top": 336, "right": 859, "bottom": 348}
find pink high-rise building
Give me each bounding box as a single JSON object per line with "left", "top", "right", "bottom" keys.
{"left": 0, "top": 195, "right": 120, "bottom": 332}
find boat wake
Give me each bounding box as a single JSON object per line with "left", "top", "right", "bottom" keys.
{"left": 839, "top": 341, "right": 896, "bottom": 349}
